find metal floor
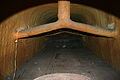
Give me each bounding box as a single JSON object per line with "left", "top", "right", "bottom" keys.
{"left": 6, "top": 34, "right": 120, "bottom": 80}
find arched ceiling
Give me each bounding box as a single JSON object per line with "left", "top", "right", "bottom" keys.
{"left": 0, "top": 0, "right": 120, "bottom": 22}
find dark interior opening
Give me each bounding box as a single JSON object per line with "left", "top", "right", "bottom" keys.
{"left": 5, "top": 32, "right": 120, "bottom": 80}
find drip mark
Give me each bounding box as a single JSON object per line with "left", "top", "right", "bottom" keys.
{"left": 13, "top": 39, "right": 18, "bottom": 80}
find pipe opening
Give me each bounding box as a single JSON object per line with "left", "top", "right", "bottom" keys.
{"left": 1, "top": 2, "right": 120, "bottom": 80}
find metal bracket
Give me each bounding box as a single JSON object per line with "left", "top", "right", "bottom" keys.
{"left": 15, "top": 1, "right": 118, "bottom": 39}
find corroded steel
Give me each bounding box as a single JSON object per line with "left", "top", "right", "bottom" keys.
{"left": 15, "top": 1, "right": 117, "bottom": 39}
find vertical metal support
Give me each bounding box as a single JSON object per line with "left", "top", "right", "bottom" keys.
{"left": 58, "top": 1, "right": 70, "bottom": 21}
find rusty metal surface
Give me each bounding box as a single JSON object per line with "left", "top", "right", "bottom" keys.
{"left": 5, "top": 34, "right": 120, "bottom": 80}
{"left": 15, "top": 1, "right": 117, "bottom": 39}
{"left": 1, "top": 0, "right": 120, "bottom": 79}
